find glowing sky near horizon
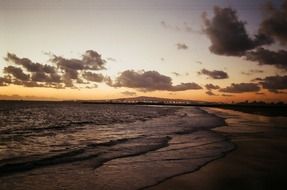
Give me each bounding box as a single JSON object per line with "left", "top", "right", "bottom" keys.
{"left": 0, "top": 0, "right": 286, "bottom": 102}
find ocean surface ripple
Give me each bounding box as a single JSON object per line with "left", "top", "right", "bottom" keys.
{"left": 0, "top": 102, "right": 234, "bottom": 190}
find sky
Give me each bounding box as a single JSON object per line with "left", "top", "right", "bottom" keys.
{"left": 0, "top": 0, "right": 287, "bottom": 102}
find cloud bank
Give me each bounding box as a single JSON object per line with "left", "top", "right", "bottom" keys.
{"left": 1, "top": 50, "right": 107, "bottom": 88}
{"left": 109, "top": 70, "right": 202, "bottom": 92}
{"left": 256, "top": 75, "right": 287, "bottom": 93}
{"left": 220, "top": 83, "right": 260, "bottom": 93}
{"left": 246, "top": 48, "right": 287, "bottom": 70}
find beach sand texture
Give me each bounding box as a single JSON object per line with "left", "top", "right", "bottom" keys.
{"left": 149, "top": 108, "right": 287, "bottom": 190}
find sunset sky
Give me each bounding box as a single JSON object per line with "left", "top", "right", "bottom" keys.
{"left": 1, "top": 0, "right": 287, "bottom": 102}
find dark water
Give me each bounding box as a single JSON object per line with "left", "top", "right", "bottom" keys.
{"left": 0, "top": 102, "right": 234, "bottom": 190}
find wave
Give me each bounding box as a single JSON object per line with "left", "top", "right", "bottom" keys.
{"left": 0, "top": 104, "right": 235, "bottom": 190}
{"left": 0, "top": 136, "right": 171, "bottom": 176}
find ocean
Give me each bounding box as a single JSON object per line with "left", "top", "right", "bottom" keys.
{"left": 1, "top": 102, "right": 285, "bottom": 190}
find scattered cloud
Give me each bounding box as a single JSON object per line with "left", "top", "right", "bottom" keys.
{"left": 107, "top": 57, "right": 117, "bottom": 62}
{"left": 206, "top": 91, "right": 217, "bottom": 96}
{"left": 176, "top": 43, "right": 188, "bottom": 50}
{"left": 198, "top": 68, "right": 229, "bottom": 79}
{"left": 161, "top": 21, "right": 179, "bottom": 31}
{"left": 196, "top": 61, "right": 203, "bottom": 64}
{"left": 160, "top": 21, "right": 202, "bottom": 34}
{"left": 121, "top": 91, "right": 137, "bottom": 96}
{"left": 246, "top": 48, "right": 287, "bottom": 70}
{"left": 108, "top": 70, "right": 202, "bottom": 92}
{"left": 256, "top": 75, "right": 287, "bottom": 93}
{"left": 1, "top": 51, "right": 107, "bottom": 89}
{"left": 169, "top": 82, "right": 202, "bottom": 91}
{"left": 259, "top": 0, "right": 287, "bottom": 44}
{"left": 171, "top": 72, "right": 181, "bottom": 77}
{"left": 202, "top": 7, "right": 272, "bottom": 56}
{"left": 241, "top": 69, "right": 264, "bottom": 76}
{"left": 220, "top": 83, "right": 260, "bottom": 93}
{"left": 205, "top": 83, "right": 220, "bottom": 90}
{"left": 5, "top": 53, "right": 56, "bottom": 73}
{"left": 50, "top": 50, "right": 106, "bottom": 86}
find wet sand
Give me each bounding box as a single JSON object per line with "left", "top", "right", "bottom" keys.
{"left": 148, "top": 109, "right": 287, "bottom": 190}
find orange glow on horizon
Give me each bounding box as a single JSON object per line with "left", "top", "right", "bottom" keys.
{"left": 1, "top": 85, "right": 286, "bottom": 103}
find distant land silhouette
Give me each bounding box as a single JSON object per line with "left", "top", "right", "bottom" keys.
{"left": 81, "top": 96, "right": 287, "bottom": 117}
{"left": 0, "top": 96, "right": 286, "bottom": 116}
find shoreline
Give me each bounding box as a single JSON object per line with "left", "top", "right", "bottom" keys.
{"left": 1, "top": 106, "right": 286, "bottom": 190}
{"left": 147, "top": 108, "right": 287, "bottom": 190}
{"left": 0, "top": 106, "right": 234, "bottom": 190}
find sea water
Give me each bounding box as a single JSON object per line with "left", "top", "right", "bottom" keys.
{"left": 0, "top": 102, "right": 234, "bottom": 190}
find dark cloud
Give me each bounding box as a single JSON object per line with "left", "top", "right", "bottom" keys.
{"left": 82, "top": 72, "right": 104, "bottom": 82}
{"left": 202, "top": 7, "right": 272, "bottom": 56}
{"left": 110, "top": 70, "right": 171, "bottom": 91}
{"left": 5, "top": 53, "right": 56, "bottom": 73}
{"left": 246, "top": 48, "right": 287, "bottom": 70}
{"left": 121, "top": 91, "right": 137, "bottom": 96}
{"left": 176, "top": 43, "right": 188, "bottom": 50}
{"left": 206, "top": 91, "right": 217, "bottom": 96}
{"left": 198, "top": 69, "right": 229, "bottom": 79}
{"left": 2, "top": 65, "right": 63, "bottom": 89}
{"left": 220, "top": 83, "right": 260, "bottom": 93}
{"left": 1, "top": 51, "right": 107, "bottom": 89}
{"left": 251, "top": 77, "right": 262, "bottom": 82}
{"left": 259, "top": 0, "right": 287, "bottom": 44}
{"left": 170, "top": 82, "right": 202, "bottom": 91}
{"left": 50, "top": 50, "right": 106, "bottom": 87}
{"left": 52, "top": 56, "right": 84, "bottom": 70}
{"left": 0, "top": 77, "right": 11, "bottom": 86}
{"left": 257, "top": 75, "right": 287, "bottom": 93}
{"left": 205, "top": 83, "right": 220, "bottom": 90}
{"left": 109, "top": 70, "right": 202, "bottom": 92}
{"left": 196, "top": 61, "right": 203, "bottom": 64}
{"left": 4, "top": 66, "right": 30, "bottom": 81}
{"left": 82, "top": 50, "right": 106, "bottom": 70}
{"left": 51, "top": 51, "right": 104, "bottom": 71}
{"left": 4, "top": 53, "right": 64, "bottom": 87}
{"left": 31, "top": 72, "right": 62, "bottom": 83}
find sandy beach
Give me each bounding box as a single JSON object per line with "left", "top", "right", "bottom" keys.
{"left": 148, "top": 109, "right": 287, "bottom": 190}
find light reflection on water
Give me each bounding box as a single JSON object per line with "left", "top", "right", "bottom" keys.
{"left": 204, "top": 108, "right": 287, "bottom": 134}
{"left": 2, "top": 104, "right": 285, "bottom": 190}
